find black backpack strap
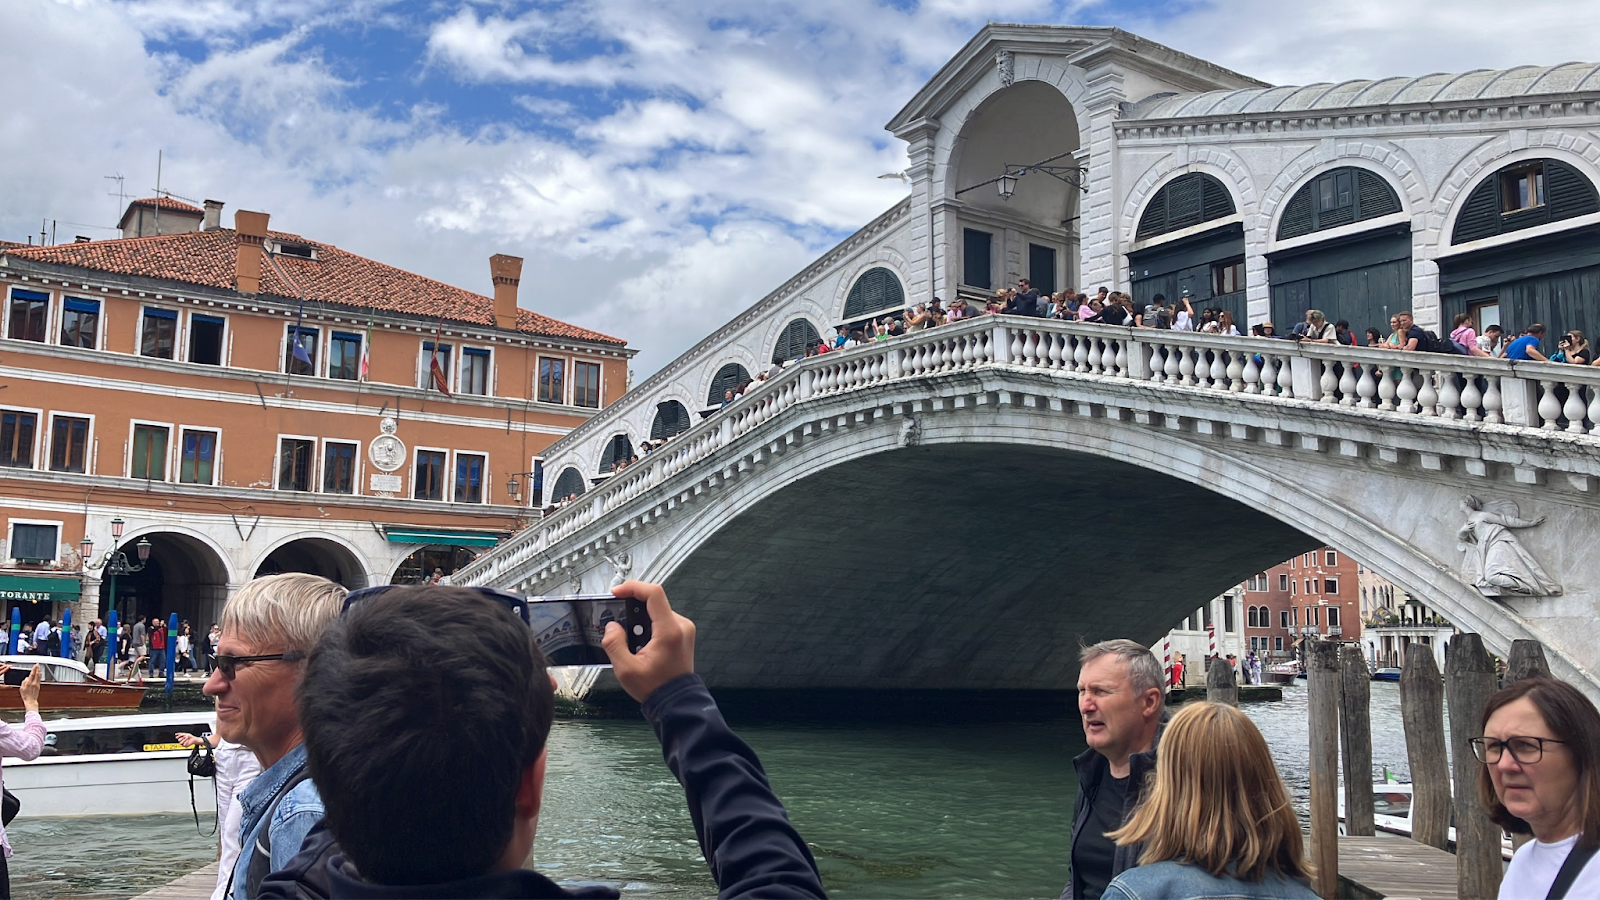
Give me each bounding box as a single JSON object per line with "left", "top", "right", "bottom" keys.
{"left": 244, "top": 768, "right": 314, "bottom": 897}
{"left": 1548, "top": 841, "right": 1600, "bottom": 900}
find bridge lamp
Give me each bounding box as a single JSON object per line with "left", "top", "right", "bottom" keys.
{"left": 998, "top": 170, "right": 1019, "bottom": 200}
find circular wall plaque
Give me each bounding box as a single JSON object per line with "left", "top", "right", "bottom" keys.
{"left": 369, "top": 434, "right": 406, "bottom": 473}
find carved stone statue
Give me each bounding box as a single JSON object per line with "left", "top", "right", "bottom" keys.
{"left": 603, "top": 551, "right": 632, "bottom": 588}
{"left": 1457, "top": 495, "right": 1562, "bottom": 597}
{"left": 995, "top": 50, "right": 1015, "bottom": 87}
{"left": 899, "top": 417, "right": 922, "bottom": 448}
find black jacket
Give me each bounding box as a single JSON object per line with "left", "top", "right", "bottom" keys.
{"left": 1060, "top": 719, "right": 1166, "bottom": 900}
{"left": 258, "top": 674, "right": 824, "bottom": 900}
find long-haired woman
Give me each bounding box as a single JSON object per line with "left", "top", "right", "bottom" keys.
{"left": 1102, "top": 701, "right": 1317, "bottom": 899}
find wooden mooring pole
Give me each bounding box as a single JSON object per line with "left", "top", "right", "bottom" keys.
{"left": 1503, "top": 637, "right": 1553, "bottom": 852}
{"left": 1399, "top": 644, "right": 1450, "bottom": 851}
{"left": 1307, "top": 639, "right": 1341, "bottom": 899}
{"left": 1339, "top": 643, "right": 1375, "bottom": 837}
{"left": 1446, "top": 634, "right": 1502, "bottom": 900}
{"left": 1206, "top": 655, "right": 1239, "bottom": 706}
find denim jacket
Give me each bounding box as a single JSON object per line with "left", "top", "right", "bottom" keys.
{"left": 1101, "top": 861, "right": 1319, "bottom": 900}
{"left": 233, "top": 743, "right": 324, "bottom": 900}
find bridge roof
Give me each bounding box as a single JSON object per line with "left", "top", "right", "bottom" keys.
{"left": 1122, "top": 62, "right": 1600, "bottom": 120}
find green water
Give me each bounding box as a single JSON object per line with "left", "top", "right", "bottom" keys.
{"left": 8, "top": 683, "right": 1413, "bottom": 899}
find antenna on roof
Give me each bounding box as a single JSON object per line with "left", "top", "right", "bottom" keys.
{"left": 104, "top": 174, "right": 128, "bottom": 224}
{"left": 153, "top": 150, "right": 161, "bottom": 234}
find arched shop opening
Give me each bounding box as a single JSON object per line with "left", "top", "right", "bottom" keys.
{"left": 1128, "top": 173, "right": 1244, "bottom": 325}
{"left": 390, "top": 546, "right": 479, "bottom": 585}
{"left": 705, "top": 363, "right": 751, "bottom": 408}
{"left": 551, "top": 466, "right": 587, "bottom": 501}
{"left": 254, "top": 537, "right": 368, "bottom": 590}
{"left": 651, "top": 401, "right": 692, "bottom": 441}
{"left": 1269, "top": 167, "right": 1407, "bottom": 330}
{"left": 97, "top": 531, "right": 231, "bottom": 633}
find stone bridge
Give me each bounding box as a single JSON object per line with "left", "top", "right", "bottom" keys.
{"left": 457, "top": 318, "right": 1600, "bottom": 694}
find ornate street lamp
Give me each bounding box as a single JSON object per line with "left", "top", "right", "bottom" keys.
{"left": 997, "top": 171, "right": 1019, "bottom": 200}
{"left": 82, "top": 518, "right": 152, "bottom": 679}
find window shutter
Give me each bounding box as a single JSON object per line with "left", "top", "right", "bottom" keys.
{"left": 1355, "top": 169, "right": 1402, "bottom": 220}
{"left": 651, "top": 401, "right": 691, "bottom": 440}
{"left": 598, "top": 435, "right": 634, "bottom": 472}
{"left": 12, "top": 524, "right": 56, "bottom": 562}
{"left": 1452, "top": 176, "right": 1503, "bottom": 244}
{"left": 1138, "top": 174, "right": 1236, "bottom": 241}
{"left": 1277, "top": 190, "right": 1316, "bottom": 240}
{"left": 551, "top": 467, "right": 586, "bottom": 499}
{"left": 706, "top": 363, "right": 751, "bottom": 406}
{"left": 1547, "top": 160, "right": 1600, "bottom": 221}
{"left": 771, "top": 319, "right": 822, "bottom": 363}
{"left": 843, "top": 268, "right": 905, "bottom": 320}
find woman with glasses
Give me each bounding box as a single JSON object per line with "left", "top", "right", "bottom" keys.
{"left": 1476, "top": 677, "right": 1600, "bottom": 899}
{"left": 1101, "top": 701, "right": 1316, "bottom": 900}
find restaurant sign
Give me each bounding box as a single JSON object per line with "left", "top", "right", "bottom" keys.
{"left": 0, "top": 574, "right": 83, "bottom": 604}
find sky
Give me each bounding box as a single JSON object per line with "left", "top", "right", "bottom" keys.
{"left": 4, "top": 0, "right": 1600, "bottom": 379}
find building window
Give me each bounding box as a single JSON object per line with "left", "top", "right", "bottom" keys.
{"left": 49, "top": 416, "right": 89, "bottom": 473}
{"left": 455, "top": 452, "right": 485, "bottom": 503}
{"left": 1470, "top": 300, "right": 1500, "bottom": 334}
{"left": 573, "top": 361, "right": 601, "bottom": 408}
{"left": 7, "top": 290, "right": 48, "bottom": 342}
{"left": 1280, "top": 610, "right": 1290, "bottom": 629}
{"left": 329, "top": 332, "right": 362, "bottom": 381}
{"left": 1291, "top": 580, "right": 1297, "bottom": 596}
{"left": 285, "top": 326, "right": 319, "bottom": 376}
{"left": 61, "top": 298, "right": 100, "bottom": 348}
{"left": 131, "top": 424, "right": 169, "bottom": 480}
{"left": 414, "top": 450, "right": 446, "bottom": 501}
{"left": 1275, "top": 637, "right": 1283, "bottom": 651}
{"left": 141, "top": 308, "right": 178, "bottom": 359}
{"left": 0, "top": 411, "right": 37, "bottom": 468}
{"left": 1328, "top": 606, "right": 1341, "bottom": 629}
{"left": 1250, "top": 574, "right": 1268, "bottom": 591}
{"left": 1278, "top": 573, "right": 1288, "bottom": 592}
{"left": 189, "top": 315, "right": 225, "bottom": 365}
{"left": 538, "top": 357, "right": 565, "bottom": 404}
{"left": 178, "top": 429, "right": 218, "bottom": 485}
{"left": 1212, "top": 259, "right": 1245, "bottom": 295}
{"left": 1247, "top": 607, "right": 1258, "bottom": 628}
{"left": 278, "top": 438, "right": 314, "bottom": 491}
{"left": 1325, "top": 578, "right": 1339, "bottom": 595}
{"left": 962, "top": 228, "right": 993, "bottom": 289}
{"left": 1501, "top": 163, "right": 1546, "bottom": 213}
{"left": 460, "top": 348, "right": 491, "bottom": 396}
{"left": 1309, "top": 607, "right": 1320, "bottom": 626}
{"left": 1291, "top": 607, "right": 1299, "bottom": 626}
{"left": 1317, "top": 169, "right": 1355, "bottom": 213}
{"left": 1223, "top": 601, "right": 1234, "bottom": 633}
{"left": 421, "top": 342, "right": 452, "bottom": 392}
{"left": 323, "top": 441, "right": 357, "bottom": 494}
{"left": 10, "top": 523, "right": 57, "bottom": 563}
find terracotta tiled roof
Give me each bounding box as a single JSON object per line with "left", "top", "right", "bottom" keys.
{"left": 2, "top": 229, "right": 625, "bottom": 346}
{"left": 126, "top": 196, "right": 205, "bottom": 215}
{"left": 0, "top": 241, "right": 27, "bottom": 251}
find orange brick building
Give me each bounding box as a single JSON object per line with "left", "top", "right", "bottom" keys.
{"left": 0, "top": 197, "right": 634, "bottom": 633}
{"left": 1241, "top": 546, "right": 1363, "bottom": 663}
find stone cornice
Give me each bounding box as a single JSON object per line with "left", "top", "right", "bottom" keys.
{"left": 533, "top": 198, "right": 913, "bottom": 461}
{"left": 1115, "top": 95, "right": 1600, "bottom": 141}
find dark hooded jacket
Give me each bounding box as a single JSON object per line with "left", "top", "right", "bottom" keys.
{"left": 1061, "top": 715, "right": 1167, "bottom": 899}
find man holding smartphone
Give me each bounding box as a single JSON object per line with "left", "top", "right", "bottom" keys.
{"left": 262, "top": 581, "right": 824, "bottom": 899}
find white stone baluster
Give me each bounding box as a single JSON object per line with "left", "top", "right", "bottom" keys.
{"left": 1563, "top": 382, "right": 1588, "bottom": 434}
{"left": 1160, "top": 345, "right": 1179, "bottom": 383}
{"left": 1044, "top": 334, "right": 1061, "bottom": 369}
{"left": 1538, "top": 380, "right": 1562, "bottom": 430}
{"left": 1177, "top": 345, "right": 1197, "bottom": 386}
{"left": 1417, "top": 370, "right": 1439, "bottom": 417}
{"left": 1242, "top": 351, "right": 1261, "bottom": 394}
{"left": 960, "top": 335, "right": 976, "bottom": 368}
{"left": 1113, "top": 340, "right": 1128, "bottom": 377}
{"left": 1277, "top": 355, "right": 1295, "bottom": 398}
{"left": 1459, "top": 374, "right": 1483, "bottom": 422}
{"left": 1438, "top": 371, "right": 1462, "bottom": 420}
{"left": 1098, "top": 339, "right": 1115, "bottom": 374}
{"left": 1395, "top": 367, "right": 1418, "bottom": 415}
{"left": 1072, "top": 335, "right": 1090, "bottom": 372}
{"left": 1257, "top": 355, "right": 1278, "bottom": 396}
{"left": 1481, "top": 375, "right": 1502, "bottom": 424}
{"left": 1377, "top": 367, "right": 1397, "bottom": 411}
{"left": 1339, "top": 361, "right": 1358, "bottom": 407}
{"left": 1010, "top": 331, "right": 1025, "bottom": 363}
{"left": 1209, "top": 350, "right": 1227, "bottom": 390}
{"left": 1226, "top": 350, "right": 1244, "bottom": 392}
{"left": 1587, "top": 384, "right": 1600, "bottom": 435}
{"left": 1320, "top": 359, "right": 1339, "bottom": 404}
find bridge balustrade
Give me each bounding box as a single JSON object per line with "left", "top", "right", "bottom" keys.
{"left": 456, "top": 317, "right": 1600, "bottom": 587}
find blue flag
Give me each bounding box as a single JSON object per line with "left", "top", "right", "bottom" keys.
{"left": 293, "top": 333, "right": 312, "bottom": 366}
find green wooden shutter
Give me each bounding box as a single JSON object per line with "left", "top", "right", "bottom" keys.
{"left": 1354, "top": 169, "right": 1402, "bottom": 220}
{"left": 1547, "top": 160, "right": 1599, "bottom": 221}
{"left": 552, "top": 467, "right": 586, "bottom": 499}
{"left": 650, "top": 401, "right": 691, "bottom": 440}
{"left": 843, "top": 268, "right": 905, "bottom": 320}
{"left": 1138, "top": 174, "right": 1236, "bottom": 241}
{"left": 1277, "top": 189, "right": 1317, "bottom": 240}
{"left": 771, "top": 318, "right": 822, "bottom": 363}
{"left": 707, "top": 363, "right": 751, "bottom": 406}
{"left": 1452, "top": 176, "right": 1503, "bottom": 244}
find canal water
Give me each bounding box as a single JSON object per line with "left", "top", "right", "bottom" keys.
{"left": 9, "top": 682, "right": 1427, "bottom": 899}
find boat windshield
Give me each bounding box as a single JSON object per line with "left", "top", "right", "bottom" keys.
{"left": 39, "top": 723, "right": 211, "bottom": 757}
{"left": 3, "top": 663, "right": 87, "bottom": 685}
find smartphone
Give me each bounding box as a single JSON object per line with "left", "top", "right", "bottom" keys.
{"left": 525, "top": 594, "right": 651, "bottom": 666}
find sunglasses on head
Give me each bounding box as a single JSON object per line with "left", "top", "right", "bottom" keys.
{"left": 340, "top": 584, "right": 532, "bottom": 624}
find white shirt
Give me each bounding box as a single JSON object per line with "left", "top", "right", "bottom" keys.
{"left": 211, "top": 738, "right": 262, "bottom": 900}
{"left": 1172, "top": 311, "right": 1194, "bottom": 332}
{"left": 32, "top": 622, "right": 49, "bottom": 643}
{"left": 1500, "top": 833, "right": 1600, "bottom": 900}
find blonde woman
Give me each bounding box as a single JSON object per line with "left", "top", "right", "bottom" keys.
{"left": 1102, "top": 702, "right": 1317, "bottom": 899}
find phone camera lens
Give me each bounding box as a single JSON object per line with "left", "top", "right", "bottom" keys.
{"left": 632, "top": 625, "right": 644, "bottom": 636}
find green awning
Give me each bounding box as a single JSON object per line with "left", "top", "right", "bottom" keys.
{"left": 382, "top": 528, "right": 505, "bottom": 547}
{"left": 0, "top": 575, "right": 82, "bottom": 604}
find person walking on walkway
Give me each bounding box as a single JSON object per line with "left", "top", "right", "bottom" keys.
{"left": 1063, "top": 639, "right": 1167, "bottom": 899}
{"left": 0, "top": 664, "right": 46, "bottom": 899}
{"left": 1101, "top": 702, "right": 1316, "bottom": 899}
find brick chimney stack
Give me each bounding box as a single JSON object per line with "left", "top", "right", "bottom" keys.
{"left": 202, "top": 199, "right": 224, "bottom": 231}
{"left": 490, "top": 254, "right": 523, "bottom": 330}
{"left": 234, "top": 210, "right": 270, "bottom": 295}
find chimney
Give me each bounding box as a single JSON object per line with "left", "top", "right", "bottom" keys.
{"left": 234, "top": 210, "right": 270, "bottom": 295}
{"left": 490, "top": 254, "right": 523, "bottom": 330}
{"left": 202, "top": 199, "right": 224, "bottom": 231}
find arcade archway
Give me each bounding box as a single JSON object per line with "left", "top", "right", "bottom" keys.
{"left": 99, "top": 531, "right": 231, "bottom": 634}
{"left": 254, "top": 537, "right": 369, "bottom": 590}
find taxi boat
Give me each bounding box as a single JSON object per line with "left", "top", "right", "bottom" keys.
{"left": 1, "top": 711, "right": 218, "bottom": 817}
{"left": 0, "top": 655, "right": 146, "bottom": 710}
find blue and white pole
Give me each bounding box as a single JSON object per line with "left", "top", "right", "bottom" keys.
{"left": 60, "top": 609, "right": 72, "bottom": 660}
{"left": 6, "top": 608, "right": 18, "bottom": 655}
{"left": 165, "top": 613, "right": 178, "bottom": 699}
{"left": 105, "top": 611, "right": 119, "bottom": 681}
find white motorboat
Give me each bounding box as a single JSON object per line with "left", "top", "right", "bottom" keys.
{"left": 2, "top": 711, "right": 218, "bottom": 817}
{"left": 1340, "top": 780, "right": 1513, "bottom": 860}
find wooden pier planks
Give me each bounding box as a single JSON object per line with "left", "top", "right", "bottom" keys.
{"left": 131, "top": 862, "right": 218, "bottom": 899}
{"left": 1336, "top": 833, "right": 1460, "bottom": 900}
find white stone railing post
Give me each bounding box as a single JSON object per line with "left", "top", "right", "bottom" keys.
{"left": 1290, "top": 357, "right": 1318, "bottom": 401}
{"left": 993, "top": 324, "right": 1012, "bottom": 364}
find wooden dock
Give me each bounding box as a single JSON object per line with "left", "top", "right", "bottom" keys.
{"left": 1334, "top": 833, "right": 1460, "bottom": 900}
{"left": 131, "top": 862, "right": 217, "bottom": 899}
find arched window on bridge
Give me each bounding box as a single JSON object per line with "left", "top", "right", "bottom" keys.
{"left": 772, "top": 318, "right": 822, "bottom": 363}
{"left": 706, "top": 363, "right": 751, "bottom": 407}
{"left": 1443, "top": 159, "right": 1600, "bottom": 350}
{"left": 598, "top": 434, "right": 634, "bottom": 474}
{"left": 1129, "top": 173, "right": 1245, "bottom": 328}
{"left": 842, "top": 267, "right": 905, "bottom": 321}
{"left": 1270, "top": 167, "right": 1407, "bottom": 334}
{"left": 551, "top": 466, "right": 586, "bottom": 501}
{"left": 651, "top": 401, "right": 691, "bottom": 441}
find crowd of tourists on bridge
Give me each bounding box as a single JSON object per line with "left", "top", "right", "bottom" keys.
{"left": 0, "top": 570, "right": 1589, "bottom": 900}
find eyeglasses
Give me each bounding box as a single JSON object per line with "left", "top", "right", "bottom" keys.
{"left": 1469, "top": 735, "right": 1566, "bottom": 765}
{"left": 213, "top": 652, "right": 306, "bottom": 680}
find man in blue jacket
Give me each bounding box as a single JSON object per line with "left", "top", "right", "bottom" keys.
{"left": 262, "top": 581, "right": 824, "bottom": 900}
